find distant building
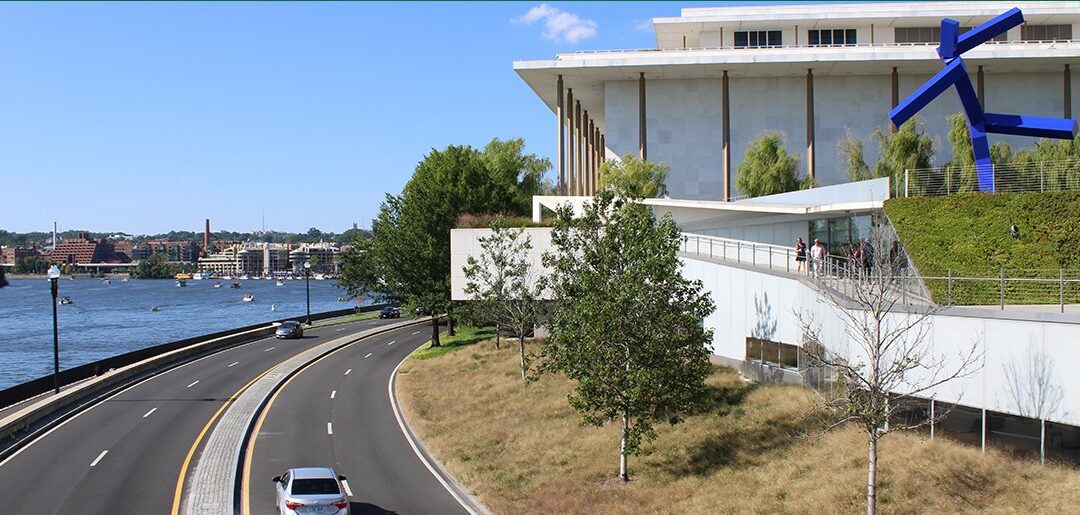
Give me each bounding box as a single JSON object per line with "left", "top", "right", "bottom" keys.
{"left": 45, "top": 233, "right": 126, "bottom": 265}
{"left": 196, "top": 242, "right": 328, "bottom": 276}
{"left": 1, "top": 246, "right": 41, "bottom": 266}
{"left": 289, "top": 242, "right": 341, "bottom": 274}
{"left": 131, "top": 240, "right": 201, "bottom": 263}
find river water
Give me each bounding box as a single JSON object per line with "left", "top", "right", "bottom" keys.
{"left": 0, "top": 278, "right": 364, "bottom": 389}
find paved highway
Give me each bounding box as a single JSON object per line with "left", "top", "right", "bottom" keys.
{"left": 0, "top": 316, "right": 407, "bottom": 514}
{"left": 245, "top": 324, "right": 469, "bottom": 514}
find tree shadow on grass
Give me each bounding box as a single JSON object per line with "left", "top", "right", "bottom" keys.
{"left": 412, "top": 326, "right": 497, "bottom": 360}
{"left": 653, "top": 379, "right": 811, "bottom": 477}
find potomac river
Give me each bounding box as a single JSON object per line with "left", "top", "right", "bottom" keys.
{"left": 0, "top": 277, "right": 365, "bottom": 390}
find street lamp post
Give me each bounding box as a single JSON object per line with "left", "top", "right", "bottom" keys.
{"left": 304, "top": 261, "right": 311, "bottom": 325}
{"left": 47, "top": 265, "right": 61, "bottom": 394}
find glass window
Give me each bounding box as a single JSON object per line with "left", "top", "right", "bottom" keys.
{"left": 734, "top": 30, "right": 782, "bottom": 48}
{"left": 1022, "top": 24, "right": 1073, "bottom": 41}
{"left": 808, "top": 28, "right": 857, "bottom": 46}
{"left": 290, "top": 479, "right": 341, "bottom": 496}
{"left": 746, "top": 337, "right": 763, "bottom": 362}
{"left": 779, "top": 343, "right": 799, "bottom": 369}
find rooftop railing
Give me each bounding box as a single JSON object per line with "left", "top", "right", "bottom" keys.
{"left": 562, "top": 38, "right": 1080, "bottom": 58}
{"left": 900, "top": 159, "right": 1080, "bottom": 198}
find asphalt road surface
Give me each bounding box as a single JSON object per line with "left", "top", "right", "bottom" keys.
{"left": 247, "top": 323, "right": 469, "bottom": 514}
{"left": 0, "top": 316, "right": 411, "bottom": 514}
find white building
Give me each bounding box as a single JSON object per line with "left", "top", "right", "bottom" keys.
{"left": 514, "top": 1, "right": 1080, "bottom": 199}
{"left": 451, "top": 2, "right": 1080, "bottom": 461}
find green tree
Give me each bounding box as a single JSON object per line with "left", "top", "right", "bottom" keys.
{"left": 131, "top": 253, "right": 175, "bottom": 279}
{"left": 463, "top": 217, "right": 544, "bottom": 380}
{"left": 540, "top": 190, "right": 715, "bottom": 482}
{"left": 1012, "top": 135, "right": 1080, "bottom": 191}
{"left": 14, "top": 256, "right": 51, "bottom": 274}
{"left": 838, "top": 131, "right": 872, "bottom": 181}
{"left": 480, "top": 138, "right": 553, "bottom": 214}
{"left": 340, "top": 141, "right": 548, "bottom": 347}
{"left": 940, "top": 113, "right": 1017, "bottom": 193}
{"left": 597, "top": 155, "right": 669, "bottom": 198}
{"left": 736, "top": 132, "right": 803, "bottom": 198}
{"left": 872, "top": 118, "right": 934, "bottom": 195}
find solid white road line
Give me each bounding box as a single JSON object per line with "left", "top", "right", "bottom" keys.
{"left": 264, "top": 347, "right": 275, "bottom": 352}
{"left": 341, "top": 479, "right": 353, "bottom": 497}
{"left": 186, "top": 380, "right": 200, "bottom": 388}
{"left": 327, "top": 422, "right": 333, "bottom": 435}
{"left": 364, "top": 353, "right": 373, "bottom": 359}
{"left": 228, "top": 361, "right": 239, "bottom": 368}
{"left": 90, "top": 450, "right": 108, "bottom": 467}
{"left": 344, "top": 368, "right": 352, "bottom": 376}
{"left": 142, "top": 408, "right": 157, "bottom": 418}
{"left": 330, "top": 390, "right": 337, "bottom": 399}
{"left": 388, "top": 340, "right": 396, "bottom": 346}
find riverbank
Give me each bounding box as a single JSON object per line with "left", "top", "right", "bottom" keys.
{"left": 397, "top": 330, "right": 1080, "bottom": 514}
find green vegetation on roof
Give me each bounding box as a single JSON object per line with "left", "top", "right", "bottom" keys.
{"left": 884, "top": 191, "right": 1080, "bottom": 305}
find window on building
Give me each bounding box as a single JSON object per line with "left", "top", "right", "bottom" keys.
{"left": 808, "top": 28, "right": 857, "bottom": 46}
{"left": 734, "top": 30, "right": 782, "bottom": 48}
{"left": 895, "top": 25, "right": 1006, "bottom": 44}
{"left": 1021, "top": 24, "right": 1073, "bottom": 41}
{"left": 746, "top": 337, "right": 800, "bottom": 369}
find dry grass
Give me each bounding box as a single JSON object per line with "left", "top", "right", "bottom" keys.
{"left": 396, "top": 336, "right": 1080, "bottom": 514}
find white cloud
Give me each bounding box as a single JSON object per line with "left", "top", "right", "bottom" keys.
{"left": 513, "top": 4, "right": 598, "bottom": 44}
{"left": 634, "top": 19, "right": 653, "bottom": 32}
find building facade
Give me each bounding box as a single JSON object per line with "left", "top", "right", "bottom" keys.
{"left": 514, "top": 1, "right": 1080, "bottom": 199}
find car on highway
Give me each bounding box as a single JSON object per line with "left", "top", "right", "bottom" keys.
{"left": 272, "top": 467, "right": 350, "bottom": 514}
{"left": 378, "top": 306, "right": 401, "bottom": 319}
{"left": 275, "top": 321, "right": 304, "bottom": 339}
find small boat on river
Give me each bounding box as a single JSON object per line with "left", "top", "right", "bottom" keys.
{"left": 242, "top": 293, "right": 256, "bottom": 302}
{"left": 275, "top": 280, "right": 284, "bottom": 286}
{"left": 59, "top": 297, "right": 73, "bottom": 305}
{"left": 231, "top": 282, "right": 241, "bottom": 289}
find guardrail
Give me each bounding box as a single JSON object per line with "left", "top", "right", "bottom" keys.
{"left": 0, "top": 304, "right": 386, "bottom": 453}
{"left": 679, "top": 233, "right": 931, "bottom": 304}
{"left": 921, "top": 269, "right": 1080, "bottom": 310}
{"left": 900, "top": 159, "right": 1080, "bottom": 197}
{"left": 564, "top": 38, "right": 1080, "bottom": 56}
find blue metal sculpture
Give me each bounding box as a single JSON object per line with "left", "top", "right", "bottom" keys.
{"left": 889, "top": 7, "right": 1078, "bottom": 192}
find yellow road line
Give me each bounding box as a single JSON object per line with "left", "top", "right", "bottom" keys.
{"left": 170, "top": 365, "right": 275, "bottom": 515}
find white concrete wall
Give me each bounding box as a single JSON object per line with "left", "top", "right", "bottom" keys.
{"left": 603, "top": 70, "right": 1072, "bottom": 201}
{"left": 682, "top": 255, "right": 1080, "bottom": 426}
{"left": 450, "top": 228, "right": 553, "bottom": 301}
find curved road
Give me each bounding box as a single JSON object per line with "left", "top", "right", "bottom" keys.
{"left": 245, "top": 324, "right": 468, "bottom": 514}
{"left": 0, "top": 315, "right": 452, "bottom": 514}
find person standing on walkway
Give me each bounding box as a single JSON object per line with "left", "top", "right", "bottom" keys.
{"left": 810, "top": 238, "right": 826, "bottom": 276}
{"left": 795, "top": 237, "right": 807, "bottom": 274}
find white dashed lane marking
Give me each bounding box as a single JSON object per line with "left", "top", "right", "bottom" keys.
{"left": 330, "top": 390, "right": 337, "bottom": 399}
{"left": 228, "top": 361, "right": 239, "bottom": 368}
{"left": 412, "top": 331, "right": 421, "bottom": 335}
{"left": 387, "top": 341, "right": 396, "bottom": 346}
{"left": 364, "top": 353, "right": 373, "bottom": 359}
{"left": 142, "top": 408, "right": 157, "bottom": 418}
{"left": 90, "top": 450, "right": 108, "bottom": 467}
{"left": 327, "top": 422, "right": 333, "bottom": 435}
{"left": 264, "top": 347, "right": 275, "bottom": 352}
{"left": 186, "top": 380, "right": 199, "bottom": 388}
{"left": 344, "top": 369, "right": 352, "bottom": 376}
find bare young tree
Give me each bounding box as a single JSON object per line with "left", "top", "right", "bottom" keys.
{"left": 798, "top": 223, "right": 981, "bottom": 515}
{"left": 1003, "top": 340, "right": 1064, "bottom": 464}
{"left": 462, "top": 217, "right": 544, "bottom": 380}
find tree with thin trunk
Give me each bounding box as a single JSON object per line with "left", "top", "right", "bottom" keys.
{"left": 797, "top": 223, "right": 981, "bottom": 515}
{"left": 541, "top": 190, "right": 714, "bottom": 482}
{"left": 462, "top": 217, "right": 544, "bottom": 379}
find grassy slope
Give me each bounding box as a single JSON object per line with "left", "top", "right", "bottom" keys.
{"left": 885, "top": 191, "right": 1080, "bottom": 304}
{"left": 397, "top": 334, "right": 1080, "bottom": 514}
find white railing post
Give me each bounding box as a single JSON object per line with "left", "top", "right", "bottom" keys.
{"left": 1041, "top": 161, "right": 1045, "bottom": 192}
{"left": 905, "top": 168, "right": 910, "bottom": 198}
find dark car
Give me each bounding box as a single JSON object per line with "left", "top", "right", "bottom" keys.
{"left": 379, "top": 307, "right": 401, "bottom": 319}
{"left": 275, "top": 321, "right": 304, "bottom": 339}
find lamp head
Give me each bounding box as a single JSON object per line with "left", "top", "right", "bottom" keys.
{"left": 304, "top": 261, "right": 311, "bottom": 270}
{"left": 47, "top": 265, "right": 61, "bottom": 280}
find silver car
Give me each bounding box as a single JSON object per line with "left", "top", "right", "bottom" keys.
{"left": 275, "top": 321, "right": 304, "bottom": 339}
{"left": 272, "top": 467, "right": 350, "bottom": 514}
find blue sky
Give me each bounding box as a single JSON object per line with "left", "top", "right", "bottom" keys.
{"left": 0, "top": 1, "right": 748, "bottom": 234}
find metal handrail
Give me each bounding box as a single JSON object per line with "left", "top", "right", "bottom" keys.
{"left": 563, "top": 38, "right": 1080, "bottom": 57}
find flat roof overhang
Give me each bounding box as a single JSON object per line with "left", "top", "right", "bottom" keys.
{"left": 514, "top": 42, "right": 1080, "bottom": 124}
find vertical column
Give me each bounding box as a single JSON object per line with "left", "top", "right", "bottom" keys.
{"left": 583, "top": 112, "right": 592, "bottom": 195}
{"left": 1066, "top": 64, "right": 1073, "bottom": 119}
{"left": 639, "top": 72, "right": 648, "bottom": 160}
{"left": 891, "top": 67, "right": 899, "bottom": 132}
{"left": 567, "top": 89, "right": 575, "bottom": 196}
{"left": 595, "top": 126, "right": 602, "bottom": 190}
{"left": 587, "top": 119, "right": 595, "bottom": 194}
{"left": 806, "top": 68, "right": 815, "bottom": 186}
{"left": 576, "top": 101, "right": 583, "bottom": 195}
{"left": 977, "top": 65, "right": 985, "bottom": 109}
{"left": 722, "top": 70, "right": 731, "bottom": 201}
{"left": 556, "top": 75, "right": 565, "bottom": 195}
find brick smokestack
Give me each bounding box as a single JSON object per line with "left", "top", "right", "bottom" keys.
{"left": 203, "top": 219, "right": 210, "bottom": 257}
